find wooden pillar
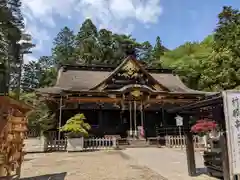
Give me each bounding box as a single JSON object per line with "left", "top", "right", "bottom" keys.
{"left": 58, "top": 96, "right": 63, "bottom": 140}
{"left": 161, "top": 107, "right": 166, "bottom": 135}
{"left": 98, "top": 105, "right": 103, "bottom": 128}
{"left": 133, "top": 101, "right": 137, "bottom": 138}
{"left": 140, "top": 101, "right": 144, "bottom": 127}
{"left": 129, "top": 101, "right": 132, "bottom": 137}
{"left": 183, "top": 115, "right": 196, "bottom": 176}
{"left": 220, "top": 132, "right": 231, "bottom": 180}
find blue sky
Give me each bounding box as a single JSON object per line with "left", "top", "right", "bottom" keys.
{"left": 21, "top": 0, "right": 240, "bottom": 63}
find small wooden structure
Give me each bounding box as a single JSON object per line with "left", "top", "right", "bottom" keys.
{"left": 168, "top": 92, "right": 231, "bottom": 179}
{"left": 0, "top": 96, "right": 32, "bottom": 178}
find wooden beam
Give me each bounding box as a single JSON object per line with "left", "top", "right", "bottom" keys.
{"left": 67, "top": 97, "right": 121, "bottom": 103}
{"left": 168, "top": 96, "right": 223, "bottom": 113}
{"left": 146, "top": 98, "right": 197, "bottom": 104}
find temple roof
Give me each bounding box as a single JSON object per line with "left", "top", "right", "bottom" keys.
{"left": 36, "top": 56, "right": 212, "bottom": 96}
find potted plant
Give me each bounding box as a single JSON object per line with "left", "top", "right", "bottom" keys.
{"left": 60, "top": 113, "right": 91, "bottom": 151}
{"left": 191, "top": 119, "right": 223, "bottom": 177}
{"left": 191, "top": 119, "right": 217, "bottom": 148}
{"left": 191, "top": 119, "right": 217, "bottom": 137}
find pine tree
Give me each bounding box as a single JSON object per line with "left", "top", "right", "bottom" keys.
{"left": 52, "top": 26, "right": 75, "bottom": 65}
{"left": 0, "top": 0, "right": 33, "bottom": 97}
{"left": 152, "top": 36, "right": 166, "bottom": 60}
{"left": 74, "top": 19, "right": 98, "bottom": 65}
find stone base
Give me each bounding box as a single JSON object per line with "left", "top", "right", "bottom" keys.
{"left": 24, "top": 137, "right": 46, "bottom": 153}
{"left": 66, "top": 137, "right": 84, "bottom": 152}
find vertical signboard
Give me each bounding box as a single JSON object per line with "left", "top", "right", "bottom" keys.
{"left": 222, "top": 91, "right": 240, "bottom": 175}
{"left": 175, "top": 115, "right": 183, "bottom": 126}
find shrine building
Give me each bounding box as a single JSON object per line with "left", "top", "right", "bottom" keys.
{"left": 36, "top": 56, "right": 211, "bottom": 138}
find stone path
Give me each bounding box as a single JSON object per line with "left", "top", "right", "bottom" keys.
{"left": 20, "top": 148, "right": 220, "bottom": 180}
{"left": 122, "top": 148, "right": 219, "bottom": 180}
{"left": 20, "top": 150, "right": 166, "bottom": 180}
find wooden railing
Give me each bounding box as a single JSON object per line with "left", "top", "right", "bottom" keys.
{"left": 165, "top": 135, "right": 206, "bottom": 149}
{"left": 83, "top": 137, "right": 117, "bottom": 150}
{"left": 39, "top": 137, "right": 117, "bottom": 152}
{"left": 46, "top": 138, "right": 67, "bottom": 152}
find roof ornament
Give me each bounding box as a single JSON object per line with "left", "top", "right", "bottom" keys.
{"left": 122, "top": 60, "right": 139, "bottom": 78}
{"left": 131, "top": 90, "right": 142, "bottom": 97}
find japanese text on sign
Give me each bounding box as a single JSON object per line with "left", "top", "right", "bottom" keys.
{"left": 223, "top": 91, "right": 240, "bottom": 175}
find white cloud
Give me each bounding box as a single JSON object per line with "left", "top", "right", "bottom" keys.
{"left": 21, "top": 0, "right": 163, "bottom": 52}
{"left": 76, "top": 0, "right": 162, "bottom": 33}
{"left": 23, "top": 17, "right": 50, "bottom": 52}
{"left": 23, "top": 54, "right": 37, "bottom": 64}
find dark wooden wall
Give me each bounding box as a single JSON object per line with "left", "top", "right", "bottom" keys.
{"left": 58, "top": 107, "right": 181, "bottom": 137}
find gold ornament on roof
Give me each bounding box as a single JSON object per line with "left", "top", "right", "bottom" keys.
{"left": 131, "top": 90, "right": 142, "bottom": 97}
{"left": 122, "top": 60, "right": 139, "bottom": 78}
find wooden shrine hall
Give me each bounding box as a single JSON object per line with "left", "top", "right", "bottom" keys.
{"left": 36, "top": 56, "right": 212, "bottom": 138}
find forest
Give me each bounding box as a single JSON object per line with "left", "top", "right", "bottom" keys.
{"left": 0, "top": 1, "right": 239, "bottom": 130}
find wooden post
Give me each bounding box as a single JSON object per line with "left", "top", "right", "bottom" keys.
{"left": 58, "top": 96, "right": 63, "bottom": 140}
{"left": 140, "top": 101, "right": 144, "bottom": 127}
{"left": 220, "top": 132, "right": 231, "bottom": 180}
{"left": 161, "top": 108, "right": 166, "bottom": 135}
{"left": 129, "top": 101, "right": 132, "bottom": 137}
{"left": 185, "top": 131, "right": 196, "bottom": 176}
{"left": 134, "top": 101, "right": 137, "bottom": 138}
{"left": 183, "top": 115, "right": 196, "bottom": 176}
{"left": 98, "top": 104, "right": 103, "bottom": 128}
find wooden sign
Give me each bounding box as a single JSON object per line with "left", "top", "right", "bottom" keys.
{"left": 223, "top": 91, "right": 240, "bottom": 175}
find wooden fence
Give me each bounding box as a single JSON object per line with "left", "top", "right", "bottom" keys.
{"left": 165, "top": 135, "right": 207, "bottom": 149}
{"left": 42, "top": 137, "right": 116, "bottom": 152}
{"left": 25, "top": 129, "right": 207, "bottom": 152}
{"left": 46, "top": 138, "right": 67, "bottom": 152}
{"left": 83, "top": 137, "right": 116, "bottom": 150}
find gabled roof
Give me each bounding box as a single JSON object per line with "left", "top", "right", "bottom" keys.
{"left": 91, "top": 56, "right": 169, "bottom": 91}
{"left": 36, "top": 56, "right": 211, "bottom": 95}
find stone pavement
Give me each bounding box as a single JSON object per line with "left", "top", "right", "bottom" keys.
{"left": 20, "top": 150, "right": 167, "bottom": 180}
{"left": 20, "top": 148, "right": 220, "bottom": 180}
{"left": 122, "top": 148, "right": 219, "bottom": 180}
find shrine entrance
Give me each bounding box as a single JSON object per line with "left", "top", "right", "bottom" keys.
{"left": 120, "top": 87, "right": 149, "bottom": 139}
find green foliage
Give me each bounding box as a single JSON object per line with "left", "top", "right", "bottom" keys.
{"left": 160, "top": 6, "right": 240, "bottom": 91}
{"left": 60, "top": 113, "right": 91, "bottom": 137}
{"left": 161, "top": 41, "right": 212, "bottom": 90}
{"left": 0, "top": 0, "right": 35, "bottom": 97}
{"left": 52, "top": 26, "right": 76, "bottom": 65}
{"left": 20, "top": 93, "right": 56, "bottom": 132}
{"left": 21, "top": 56, "right": 57, "bottom": 92}
{"left": 3, "top": 4, "right": 238, "bottom": 96}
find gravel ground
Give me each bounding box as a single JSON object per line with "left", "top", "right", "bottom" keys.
{"left": 20, "top": 150, "right": 167, "bottom": 180}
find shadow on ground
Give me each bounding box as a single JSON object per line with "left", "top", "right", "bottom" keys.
{"left": 196, "top": 167, "right": 207, "bottom": 176}
{"left": 20, "top": 172, "right": 67, "bottom": 180}
{"left": 196, "top": 167, "right": 223, "bottom": 179}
